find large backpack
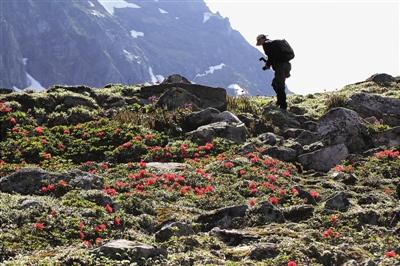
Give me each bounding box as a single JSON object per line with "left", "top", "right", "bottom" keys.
{"left": 274, "top": 39, "right": 295, "bottom": 62}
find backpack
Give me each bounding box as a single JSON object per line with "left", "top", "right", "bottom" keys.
{"left": 274, "top": 39, "right": 295, "bottom": 62}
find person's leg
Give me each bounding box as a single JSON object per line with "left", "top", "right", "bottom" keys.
{"left": 272, "top": 63, "right": 287, "bottom": 109}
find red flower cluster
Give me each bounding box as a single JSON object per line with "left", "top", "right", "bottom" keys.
{"left": 288, "top": 261, "right": 297, "bottom": 266}
{"left": 34, "top": 222, "right": 45, "bottom": 230}
{"left": 335, "top": 164, "right": 353, "bottom": 173}
{"left": 34, "top": 126, "right": 44, "bottom": 135}
{"left": 310, "top": 191, "right": 319, "bottom": 199}
{"left": 0, "top": 101, "right": 12, "bottom": 113}
{"left": 374, "top": 150, "right": 400, "bottom": 159}
{"left": 385, "top": 250, "right": 397, "bottom": 258}
{"left": 322, "top": 227, "right": 340, "bottom": 238}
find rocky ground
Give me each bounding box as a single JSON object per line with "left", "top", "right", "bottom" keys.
{"left": 0, "top": 74, "right": 399, "bottom": 265}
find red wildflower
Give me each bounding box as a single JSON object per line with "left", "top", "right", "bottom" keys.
{"left": 95, "top": 237, "right": 103, "bottom": 246}
{"left": 79, "top": 231, "right": 85, "bottom": 240}
{"left": 63, "top": 129, "right": 70, "bottom": 135}
{"left": 248, "top": 199, "right": 256, "bottom": 207}
{"left": 79, "top": 221, "right": 85, "bottom": 230}
{"left": 83, "top": 240, "right": 92, "bottom": 248}
{"left": 180, "top": 185, "right": 191, "bottom": 194}
{"left": 145, "top": 134, "right": 154, "bottom": 140}
{"left": 330, "top": 215, "right": 338, "bottom": 224}
{"left": 204, "top": 142, "right": 213, "bottom": 151}
{"left": 114, "top": 216, "right": 122, "bottom": 226}
{"left": 40, "top": 186, "right": 48, "bottom": 193}
{"left": 139, "top": 160, "right": 147, "bottom": 168}
{"left": 279, "top": 188, "right": 287, "bottom": 196}
{"left": 335, "top": 165, "right": 345, "bottom": 172}
{"left": 47, "top": 184, "right": 55, "bottom": 191}
{"left": 120, "top": 141, "right": 132, "bottom": 149}
{"left": 96, "top": 131, "right": 105, "bottom": 138}
{"left": 239, "top": 169, "right": 246, "bottom": 176}
{"left": 34, "top": 126, "right": 43, "bottom": 135}
{"left": 34, "top": 222, "right": 45, "bottom": 230}
{"left": 41, "top": 152, "right": 51, "bottom": 160}
{"left": 291, "top": 187, "right": 299, "bottom": 195}
{"left": 49, "top": 208, "right": 57, "bottom": 217}
{"left": 267, "top": 174, "right": 277, "bottom": 183}
{"left": 9, "top": 117, "right": 16, "bottom": 125}
{"left": 385, "top": 250, "right": 396, "bottom": 258}
{"left": 269, "top": 196, "right": 279, "bottom": 205}
{"left": 114, "top": 128, "right": 121, "bottom": 135}
{"left": 103, "top": 188, "right": 117, "bottom": 197}
{"left": 58, "top": 143, "right": 65, "bottom": 150}
{"left": 375, "top": 150, "right": 400, "bottom": 159}
{"left": 104, "top": 204, "right": 113, "bottom": 214}
{"left": 224, "top": 161, "right": 234, "bottom": 169}
{"left": 58, "top": 180, "right": 67, "bottom": 187}
{"left": 288, "top": 261, "right": 297, "bottom": 266}
{"left": 134, "top": 135, "right": 142, "bottom": 141}
{"left": 283, "top": 170, "right": 291, "bottom": 177}
{"left": 100, "top": 162, "right": 109, "bottom": 170}
{"left": 310, "top": 191, "right": 319, "bottom": 199}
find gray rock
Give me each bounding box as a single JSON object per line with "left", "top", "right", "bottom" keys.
{"left": 246, "top": 201, "right": 285, "bottom": 226}
{"left": 81, "top": 190, "right": 113, "bottom": 207}
{"left": 283, "top": 128, "right": 305, "bottom": 139}
{"left": 357, "top": 210, "right": 380, "bottom": 225}
{"left": 295, "top": 130, "right": 320, "bottom": 146}
{"left": 161, "top": 74, "right": 191, "bottom": 84}
{"left": 186, "top": 121, "right": 248, "bottom": 144}
{"left": 183, "top": 107, "right": 220, "bottom": 131}
{"left": 210, "top": 227, "right": 259, "bottom": 246}
{"left": 263, "top": 146, "right": 297, "bottom": 162}
{"left": 283, "top": 204, "right": 314, "bottom": 222}
{"left": 257, "top": 132, "right": 279, "bottom": 146}
{"left": 317, "top": 107, "right": 369, "bottom": 152}
{"left": 213, "top": 111, "right": 242, "bottom": 124}
{"left": 146, "top": 162, "right": 191, "bottom": 172}
{"left": 372, "top": 126, "right": 400, "bottom": 148}
{"left": 156, "top": 87, "right": 201, "bottom": 110}
{"left": 19, "top": 198, "right": 44, "bottom": 210}
{"left": 249, "top": 243, "right": 279, "bottom": 260}
{"left": 298, "top": 144, "right": 349, "bottom": 172}
{"left": 66, "top": 169, "right": 103, "bottom": 190}
{"left": 197, "top": 204, "right": 248, "bottom": 231}
{"left": 346, "top": 93, "right": 400, "bottom": 126}
{"left": 324, "top": 192, "right": 350, "bottom": 211}
{"left": 366, "top": 73, "right": 396, "bottom": 85}
{"left": 155, "top": 222, "right": 195, "bottom": 242}
{"left": 330, "top": 172, "right": 358, "bottom": 185}
{"left": 94, "top": 239, "right": 167, "bottom": 260}
{"left": 262, "top": 106, "right": 301, "bottom": 128}
{"left": 304, "top": 121, "right": 318, "bottom": 132}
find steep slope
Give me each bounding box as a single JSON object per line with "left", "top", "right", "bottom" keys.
{"left": 0, "top": 0, "right": 273, "bottom": 95}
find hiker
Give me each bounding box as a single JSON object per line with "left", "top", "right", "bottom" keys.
{"left": 257, "top": 34, "right": 294, "bottom": 110}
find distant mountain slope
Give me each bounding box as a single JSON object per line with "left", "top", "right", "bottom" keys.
{"left": 0, "top": 0, "right": 273, "bottom": 95}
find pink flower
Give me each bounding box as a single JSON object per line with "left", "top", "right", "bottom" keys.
{"left": 385, "top": 250, "right": 396, "bottom": 258}
{"left": 79, "top": 231, "right": 85, "bottom": 240}
{"left": 248, "top": 199, "right": 256, "bottom": 207}
{"left": 104, "top": 204, "right": 113, "bottom": 214}
{"left": 114, "top": 216, "right": 122, "bottom": 226}
{"left": 139, "top": 160, "right": 147, "bottom": 168}
{"left": 330, "top": 215, "right": 338, "bottom": 224}
{"left": 9, "top": 117, "right": 16, "bottom": 125}
{"left": 310, "top": 191, "right": 319, "bottom": 199}
{"left": 34, "top": 126, "right": 44, "bottom": 135}
{"left": 288, "top": 261, "right": 297, "bottom": 266}
{"left": 224, "top": 161, "right": 234, "bottom": 169}
{"left": 34, "top": 222, "right": 45, "bottom": 230}
{"left": 239, "top": 169, "right": 246, "bottom": 176}
{"left": 95, "top": 237, "right": 103, "bottom": 246}
{"left": 269, "top": 196, "right": 279, "bottom": 205}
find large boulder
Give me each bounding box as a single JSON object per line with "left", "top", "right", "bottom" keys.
{"left": 183, "top": 107, "right": 221, "bottom": 131}
{"left": 197, "top": 204, "right": 248, "bottom": 231}
{"left": 298, "top": 144, "right": 349, "bottom": 172}
{"left": 155, "top": 87, "right": 201, "bottom": 110}
{"left": 372, "top": 127, "right": 400, "bottom": 148}
{"left": 140, "top": 82, "right": 227, "bottom": 111}
{"left": 245, "top": 201, "right": 285, "bottom": 226}
{"left": 186, "top": 121, "right": 248, "bottom": 144}
{"left": 366, "top": 73, "right": 396, "bottom": 85}
{"left": 161, "top": 74, "right": 191, "bottom": 84}
{"left": 346, "top": 93, "right": 400, "bottom": 126}
{"left": 93, "top": 239, "right": 167, "bottom": 260}
{"left": 317, "top": 108, "right": 369, "bottom": 152}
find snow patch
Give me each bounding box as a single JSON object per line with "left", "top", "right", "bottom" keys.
{"left": 228, "top": 84, "right": 247, "bottom": 96}
{"left": 148, "top": 67, "right": 164, "bottom": 84}
{"left": 98, "top": 0, "right": 140, "bottom": 15}
{"left": 123, "top": 49, "right": 141, "bottom": 64}
{"left": 22, "top": 58, "right": 28, "bottom": 66}
{"left": 130, "top": 29, "right": 144, "bottom": 38}
{"left": 90, "top": 10, "right": 106, "bottom": 17}
{"left": 158, "top": 8, "right": 168, "bottom": 14}
{"left": 195, "top": 63, "right": 226, "bottom": 78}
{"left": 88, "top": 1, "right": 95, "bottom": 7}
{"left": 25, "top": 72, "right": 45, "bottom": 91}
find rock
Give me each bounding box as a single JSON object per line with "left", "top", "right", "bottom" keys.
{"left": 19, "top": 198, "right": 44, "bottom": 210}
{"left": 210, "top": 227, "right": 259, "bottom": 246}
{"left": 183, "top": 107, "right": 221, "bottom": 131}
{"left": 304, "top": 121, "right": 318, "bottom": 132}
{"left": 263, "top": 146, "right": 297, "bottom": 162}
{"left": 298, "top": 144, "right": 349, "bottom": 172}
{"left": 197, "top": 204, "right": 248, "bottom": 231}
{"left": 47, "top": 85, "right": 93, "bottom": 96}
{"left": 357, "top": 210, "right": 380, "bottom": 226}
{"left": 186, "top": 121, "right": 248, "bottom": 144}
{"left": 372, "top": 126, "right": 400, "bottom": 148}
{"left": 245, "top": 201, "right": 285, "bottom": 226}
{"left": 324, "top": 192, "right": 351, "bottom": 211}
{"left": 146, "top": 162, "right": 191, "bottom": 172}
{"left": 65, "top": 169, "right": 104, "bottom": 190}
{"left": 330, "top": 172, "right": 358, "bottom": 185}
{"left": 262, "top": 106, "right": 301, "bottom": 128}
{"left": 302, "top": 141, "right": 325, "bottom": 153}
{"left": 161, "top": 74, "right": 191, "bottom": 84}
{"left": 294, "top": 130, "right": 320, "bottom": 146}
{"left": 140, "top": 83, "right": 227, "bottom": 111}
{"left": 155, "top": 222, "right": 194, "bottom": 242}
{"left": 288, "top": 105, "right": 306, "bottom": 115}
{"left": 366, "top": 73, "right": 396, "bottom": 85}
{"left": 213, "top": 111, "right": 242, "bottom": 124}
{"left": 81, "top": 190, "right": 113, "bottom": 206}
{"left": 283, "top": 204, "right": 314, "bottom": 222}
{"left": 257, "top": 132, "right": 280, "bottom": 146}
{"left": 317, "top": 107, "right": 369, "bottom": 152}
{"left": 346, "top": 93, "right": 400, "bottom": 126}
{"left": 156, "top": 87, "right": 201, "bottom": 110}
{"left": 237, "top": 113, "right": 273, "bottom": 136}
{"left": 283, "top": 128, "right": 305, "bottom": 139}
{"left": 357, "top": 194, "right": 379, "bottom": 205}
{"left": 248, "top": 243, "right": 279, "bottom": 260}
{"left": 94, "top": 239, "right": 167, "bottom": 260}
{"left": 0, "top": 168, "right": 60, "bottom": 195}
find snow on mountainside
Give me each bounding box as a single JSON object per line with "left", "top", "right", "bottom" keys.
{"left": 0, "top": 0, "right": 274, "bottom": 95}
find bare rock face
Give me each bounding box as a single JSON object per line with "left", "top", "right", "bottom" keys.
{"left": 93, "top": 239, "right": 167, "bottom": 260}
{"left": 161, "top": 74, "right": 191, "bottom": 84}
{"left": 317, "top": 107, "right": 369, "bottom": 153}
{"left": 197, "top": 204, "right": 248, "bottom": 231}
{"left": 366, "top": 73, "right": 396, "bottom": 85}
{"left": 186, "top": 121, "right": 248, "bottom": 144}
{"left": 155, "top": 222, "right": 195, "bottom": 242}
{"left": 346, "top": 93, "right": 400, "bottom": 126}
{"left": 298, "top": 144, "right": 349, "bottom": 172}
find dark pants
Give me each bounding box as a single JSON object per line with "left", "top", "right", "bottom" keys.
{"left": 272, "top": 62, "right": 291, "bottom": 109}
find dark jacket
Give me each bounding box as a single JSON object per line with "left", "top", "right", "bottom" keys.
{"left": 262, "top": 40, "right": 282, "bottom": 68}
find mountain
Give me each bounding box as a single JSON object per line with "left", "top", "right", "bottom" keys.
{"left": 0, "top": 0, "right": 273, "bottom": 95}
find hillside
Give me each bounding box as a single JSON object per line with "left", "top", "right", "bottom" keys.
{"left": 0, "top": 74, "right": 399, "bottom": 265}
{"left": 0, "top": 0, "right": 272, "bottom": 96}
